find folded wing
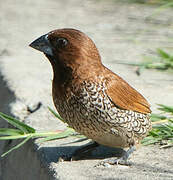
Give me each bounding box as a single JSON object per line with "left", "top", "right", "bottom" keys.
{"left": 105, "top": 70, "right": 151, "bottom": 114}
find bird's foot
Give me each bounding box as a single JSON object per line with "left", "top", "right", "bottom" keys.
{"left": 71, "top": 141, "right": 99, "bottom": 160}
{"left": 95, "top": 146, "right": 136, "bottom": 167}
{"left": 58, "top": 142, "right": 99, "bottom": 161}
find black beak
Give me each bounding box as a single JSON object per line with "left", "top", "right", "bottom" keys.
{"left": 29, "top": 34, "right": 53, "bottom": 56}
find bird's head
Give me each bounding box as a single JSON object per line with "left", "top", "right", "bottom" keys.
{"left": 29, "top": 28, "right": 101, "bottom": 73}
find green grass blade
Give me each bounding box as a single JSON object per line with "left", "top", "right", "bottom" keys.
{"left": 0, "top": 112, "right": 35, "bottom": 133}
{"left": 64, "top": 137, "right": 88, "bottom": 145}
{"left": 143, "top": 104, "right": 173, "bottom": 146}
{"left": 150, "top": 113, "right": 167, "bottom": 122}
{"left": 167, "top": 124, "right": 173, "bottom": 131}
{"left": 157, "top": 49, "right": 170, "bottom": 59}
{"left": 142, "top": 138, "right": 161, "bottom": 145}
{"left": 139, "top": 48, "right": 173, "bottom": 72}
{"left": 39, "top": 128, "right": 75, "bottom": 142}
{"left": 148, "top": 130, "right": 159, "bottom": 137}
{"left": 157, "top": 104, "right": 173, "bottom": 114}
{"left": 0, "top": 134, "right": 30, "bottom": 140}
{"left": 0, "top": 128, "right": 24, "bottom": 136}
{"left": 145, "top": 63, "right": 167, "bottom": 70}
{"left": 48, "top": 107, "right": 66, "bottom": 123}
{"left": 1, "top": 136, "right": 31, "bottom": 157}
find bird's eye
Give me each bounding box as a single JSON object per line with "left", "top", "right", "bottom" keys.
{"left": 56, "top": 38, "right": 68, "bottom": 48}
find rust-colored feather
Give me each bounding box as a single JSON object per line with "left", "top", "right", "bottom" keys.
{"left": 104, "top": 67, "right": 151, "bottom": 114}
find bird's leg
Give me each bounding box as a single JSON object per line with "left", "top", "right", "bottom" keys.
{"left": 98, "top": 146, "right": 136, "bottom": 166}
{"left": 71, "top": 141, "right": 99, "bottom": 160}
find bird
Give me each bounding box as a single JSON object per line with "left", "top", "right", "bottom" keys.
{"left": 29, "top": 28, "right": 152, "bottom": 165}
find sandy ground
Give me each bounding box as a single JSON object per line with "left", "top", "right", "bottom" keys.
{"left": 0, "top": 0, "right": 173, "bottom": 179}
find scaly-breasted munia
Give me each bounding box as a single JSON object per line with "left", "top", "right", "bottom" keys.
{"left": 29, "top": 28, "right": 151, "bottom": 165}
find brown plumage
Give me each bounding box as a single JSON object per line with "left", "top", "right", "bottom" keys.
{"left": 30, "top": 28, "right": 151, "bottom": 165}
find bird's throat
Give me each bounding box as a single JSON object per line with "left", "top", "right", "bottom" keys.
{"left": 45, "top": 54, "right": 73, "bottom": 86}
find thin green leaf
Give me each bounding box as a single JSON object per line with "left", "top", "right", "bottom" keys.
{"left": 157, "top": 48, "right": 170, "bottom": 59}
{"left": 142, "top": 137, "right": 161, "bottom": 145}
{"left": 145, "top": 63, "right": 168, "bottom": 70}
{"left": 48, "top": 107, "right": 66, "bottom": 123}
{"left": 149, "top": 130, "right": 159, "bottom": 137}
{"left": 1, "top": 136, "right": 31, "bottom": 157}
{"left": 157, "top": 104, "right": 173, "bottom": 114}
{"left": 63, "top": 137, "right": 88, "bottom": 145}
{"left": 170, "top": 57, "right": 173, "bottom": 62}
{"left": 169, "top": 119, "right": 173, "bottom": 123}
{"left": 163, "top": 135, "right": 173, "bottom": 140}
{"left": 143, "top": 103, "right": 173, "bottom": 146}
{"left": 0, "top": 134, "right": 30, "bottom": 140}
{"left": 163, "top": 123, "right": 173, "bottom": 131}
{"left": 167, "top": 124, "right": 173, "bottom": 130}
{"left": 150, "top": 113, "right": 167, "bottom": 122}
{"left": 0, "top": 112, "right": 35, "bottom": 133}
{"left": 168, "top": 139, "right": 173, "bottom": 143}
{"left": 39, "top": 128, "right": 75, "bottom": 142}
{"left": 0, "top": 128, "right": 24, "bottom": 136}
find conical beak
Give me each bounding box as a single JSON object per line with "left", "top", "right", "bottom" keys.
{"left": 29, "top": 34, "right": 53, "bottom": 56}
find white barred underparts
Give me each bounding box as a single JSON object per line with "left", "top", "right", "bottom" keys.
{"left": 54, "top": 80, "right": 151, "bottom": 148}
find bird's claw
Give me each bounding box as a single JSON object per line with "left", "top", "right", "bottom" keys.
{"left": 58, "top": 155, "right": 73, "bottom": 162}
{"left": 95, "top": 158, "right": 132, "bottom": 167}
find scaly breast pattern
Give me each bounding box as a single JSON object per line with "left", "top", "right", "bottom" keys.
{"left": 53, "top": 80, "right": 151, "bottom": 148}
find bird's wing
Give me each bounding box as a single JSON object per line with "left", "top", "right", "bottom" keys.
{"left": 105, "top": 71, "right": 151, "bottom": 114}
